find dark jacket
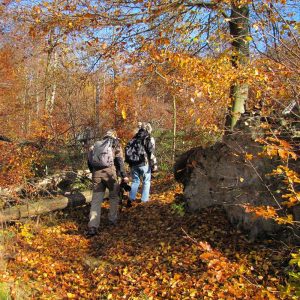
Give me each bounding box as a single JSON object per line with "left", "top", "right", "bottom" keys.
{"left": 130, "top": 128, "right": 157, "bottom": 168}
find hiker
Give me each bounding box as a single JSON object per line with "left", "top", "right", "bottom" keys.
{"left": 125, "top": 122, "right": 158, "bottom": 206}
{"left": 86, "top": 129, "right": 128, "bottom": 237}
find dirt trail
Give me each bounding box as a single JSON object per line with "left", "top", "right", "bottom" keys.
{"left": 2, "top": 177, "right": 291, "bottom": 299}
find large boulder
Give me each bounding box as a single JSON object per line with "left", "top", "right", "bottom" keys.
{"left": 174, "top": 121, "right": 297, "bottom": 240}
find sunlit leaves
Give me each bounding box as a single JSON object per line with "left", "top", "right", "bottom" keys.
{"left": 121, "top": 108, "right": 127, "bottom": 120}
{"left": 142, "top": 45, "right": 236, "bottom": 130}
{"left": 257, "top": 137, "right": 297, "bottom": 161}
{"left": 1, "top": 177, "right": 293, "bottom": 299}
{"left": 0, "top": 142, "right": 40, "bottom": 187}
{"left": 243, "top": 204, "right": 278, "bottom": 219}
{"left": 256, "top": 134, "right": 299, "bottom": 212}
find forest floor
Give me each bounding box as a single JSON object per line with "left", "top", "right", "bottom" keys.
{"left": 1, "top": 176, "right": 295, "bottom": 299}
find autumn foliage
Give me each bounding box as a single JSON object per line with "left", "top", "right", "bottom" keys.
{"left": 0, "top": 0, "right": 299, "bottom": 298}
{"left": 1, "top": 180, "right": 293, "bottom": 299}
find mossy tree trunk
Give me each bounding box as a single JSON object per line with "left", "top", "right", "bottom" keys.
{"left": 227, "top": 3, "right": 250, "bottom": 131}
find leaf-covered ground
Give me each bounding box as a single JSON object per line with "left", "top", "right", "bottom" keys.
{"left": 1, "top": 177, "right": 294, "bottom": 299}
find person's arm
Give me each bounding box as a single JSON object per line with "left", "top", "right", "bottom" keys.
{"left": 87, "top": 147, "right": 93, "bottom": 172}
{"left": 113, "top": 139, "right": 127, "bottom": 179}
{"left": 146, "top": 137, "right": 158, "bottom": 171}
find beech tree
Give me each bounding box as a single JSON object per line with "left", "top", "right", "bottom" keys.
{"left": 1, "top": 1, "right": 298, "bottom": 181}
{"left": 11, "top": 0, "right": 298, "bottom": 131}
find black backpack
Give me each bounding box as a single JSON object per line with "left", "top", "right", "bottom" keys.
{"left": 91, "top": 138, "right": 114, "bottom": 168}
{"left": 125, "top": 133, "right": 149, "bottom": 165}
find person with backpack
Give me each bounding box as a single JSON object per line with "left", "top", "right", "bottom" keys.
{"left": 86, "top": 129, "right": 128, "bottom": 237}
{"left": 125, "top": 123, "right": 157, "bottom": 206}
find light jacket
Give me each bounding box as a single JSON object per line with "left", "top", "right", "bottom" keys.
{"left": 88, "top": 137, "right": 126, "bottom": 178}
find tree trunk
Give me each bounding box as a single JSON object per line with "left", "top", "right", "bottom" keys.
{"left": 112, "top": 63, "right": 119, "bottom": 129}
{"left": 172, "top": 95, "right": 177, "bottom": 164}
{"left": 22, "top": 74, "right": 31, "bottom": 135}
{"left": 44, "top": 29, "right": 58, "bottom": 114}
{"left": 95, "top": 81, "right": 101, "bottom": 136}
{"left": 0, "top": 191, "right": 92, "bottom": 223}
{"left": 227, "top": 3, "right": 250, "bottom": 131}
{"left": 36, "top": 91, "right": 40, "bottom": 116}
{"left": 45, "top": 51, "right": 58, "bottom": 113}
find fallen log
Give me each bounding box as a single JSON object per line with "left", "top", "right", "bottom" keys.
{"left": 0, "top": 169, "right": 91, "bottom": 200}
{"left": 0, "top": 190, "right": 93, "bottom": 223}
{"left": 0, "top": 135, "right": 12, "bottom": 142}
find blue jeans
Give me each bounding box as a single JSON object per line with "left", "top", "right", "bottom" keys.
{"left": 129, "top": 164, "right": 151, "bottom": 202}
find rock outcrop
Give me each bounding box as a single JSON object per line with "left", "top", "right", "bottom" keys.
{"left": 175, "top": 122, "right": 299, "bottom": 240}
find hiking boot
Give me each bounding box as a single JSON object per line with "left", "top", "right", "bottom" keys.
{"left": 85, "top": 227, "right": 97, "bottom": 238}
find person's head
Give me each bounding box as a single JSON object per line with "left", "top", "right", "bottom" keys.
{"left": 103, "top": 129, "right": 117, "bottom": 139}
{"left": 142, "top": 122, "right": 152, "bottom": 134}
{"left": 136, "top": 122, "right": 152, "bottom": 135}
{"left": 134, "top": 122, "right": 143, "bottom": 134}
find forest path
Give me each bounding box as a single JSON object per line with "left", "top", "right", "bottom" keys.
{"left": 4, "top": 176, "right": 289, "bottom": 299}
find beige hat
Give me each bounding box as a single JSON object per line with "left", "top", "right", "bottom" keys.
{"left": 143, "top": 122, "right": 152, "bottom": 134}
{"left": 104, "top": 129, "right": 117, "bottom": 138}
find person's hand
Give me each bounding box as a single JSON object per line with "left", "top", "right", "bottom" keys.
{"left": 122, "top": 177, "right": 129, "bottom": 183}
{"left": 151, "top": 165, "right": 158, "bottom": 173}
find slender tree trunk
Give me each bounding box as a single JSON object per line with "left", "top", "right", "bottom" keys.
{"left": 49, "top": 81, "right": 57, "bottom": 113}
{"left": 36, "top": 91, "right": 40, "bottom": 116}
{"left": 67, "top": 101, "right": 78, "bottom": 146}
{"left": 22, "top": 92, "right": 28, "bottom": 135}
{"left": 45, "top": 51, "right": 58, "bottom": 113}
{"left": 44, "top": 29, "right": 58, "bottom": 114}
{"left": 95, "top": 81, "right": 101, "bottom": 136}
{"left": 22, "top": 73, "right": 31, "bottom": 136}
{"left": 227, "top": 3, "right": 250, "bottom": 131}
{"left": 44, "top": 50, "right": 51, "bottom": 108}
{"left": 112, "top": 63, "right": 119, "bottom": 129}
{"left": 172, "top": 95, "right": 177, "bottom": 164}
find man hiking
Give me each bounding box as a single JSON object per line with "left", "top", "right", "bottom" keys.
{"left": 125, "top": 122, "right": 158, "bottom": 206}
{"left": 86, "top": 129, "right": 128, "bottom": 237}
